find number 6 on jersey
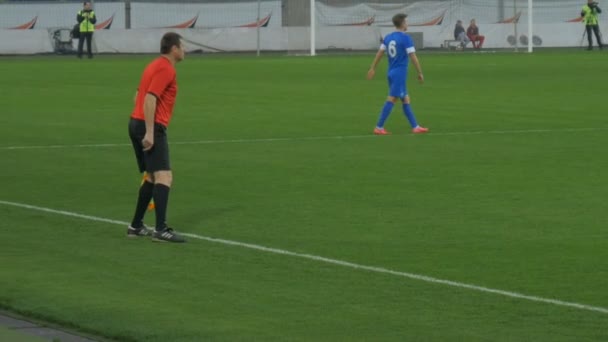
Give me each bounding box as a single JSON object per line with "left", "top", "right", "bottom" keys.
{"left": 388, "top": 40, "right": 397, "bottom": 58}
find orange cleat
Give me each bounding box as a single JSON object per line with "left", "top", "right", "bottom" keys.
{"left": 412, "top": 126, "right": 429, "bottom": 134}
{"left": 374, "top": 128, "right": 391, "bottom": 135}
{"left": 141, "top": 172, "right": 156, "bottom": 211}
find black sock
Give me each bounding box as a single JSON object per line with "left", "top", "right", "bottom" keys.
{"left": 153, "top": 184, "right": 171, "bottom": 231}
{"left": 131, "top": 180, "right": 155, "bottom": 228}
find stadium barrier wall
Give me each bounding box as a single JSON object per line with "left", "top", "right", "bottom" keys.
{"left": 1, "top": 23, "right": 606, "bottom": 55}
{"left": 1, "top": 0, "right": 606, "bottom": 54}
{"left": 0, "top": 30, "right": 55, "bottom": 54}
{"left": 93, "top": 26, "right": 382, "bottom": 53}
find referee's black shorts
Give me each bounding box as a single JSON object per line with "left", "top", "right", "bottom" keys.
{"left": 128, "top": 118, "right": 171, "bottom": 173}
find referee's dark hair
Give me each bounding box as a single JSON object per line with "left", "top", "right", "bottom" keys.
{"left": 160, "top": 32, "right": 183, "bottom": 54}
{"left": 392, "top": 13, "right": 408, "bottom": 28}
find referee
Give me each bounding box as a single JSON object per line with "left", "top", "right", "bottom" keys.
{"left": 127, "top": 32, "right": 186, "bottom": 243}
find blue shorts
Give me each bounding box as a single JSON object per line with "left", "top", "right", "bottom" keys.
{"left": 387, "top": 69, "right": 407, "bottom": 99}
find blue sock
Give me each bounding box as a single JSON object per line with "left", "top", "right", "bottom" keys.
{"left": 403, "top": 103, "right": 419, "bottom": 128}
{"left": 376, "top": 101, "right": 394, "bottom": 128}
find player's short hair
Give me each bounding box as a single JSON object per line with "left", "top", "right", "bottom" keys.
{"left": 160, "top": 32, "right": 182, "bottom": 54}
{"left": 392, "top": 13, "right": 408, "bottom": 28}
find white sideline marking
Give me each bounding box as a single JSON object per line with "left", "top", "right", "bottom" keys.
{"left": 1, "top": 127, "right": 606, "bottom": 151}
{"left": 2, "top": 199, "right": 608, "bottom": 315}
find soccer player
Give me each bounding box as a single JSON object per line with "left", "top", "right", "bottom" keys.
{"left": 127, "top": 32, "right": 186, "bottom": 243}
{"left": 367, "top": 13, "right": 428, "bottom": 135}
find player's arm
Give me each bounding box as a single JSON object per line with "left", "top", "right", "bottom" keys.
{"left": 367, "top": 47, "right": 385, "bottom": 80}
{"left": 409, "top": 52, "right": 424, "bottom": 84}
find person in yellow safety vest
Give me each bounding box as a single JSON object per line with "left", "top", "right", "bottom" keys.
{"left": 77, "top": 1, "right": 97, "bottom": 58}
{"left": 581, "top": 0, "right": 603, "bottom": 50}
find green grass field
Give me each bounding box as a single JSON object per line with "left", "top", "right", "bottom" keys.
{"left": 1, "top": 51, "right": 608, "bottom": 341}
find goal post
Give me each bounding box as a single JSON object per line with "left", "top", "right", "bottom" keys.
{"left": 310, "top": 0, "right": 316, "bottom": 56}
{"left": 528, "top": 0, "right": 533, "bottom": 53}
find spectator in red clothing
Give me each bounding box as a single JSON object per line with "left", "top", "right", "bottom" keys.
{"left": 467, "top": 19, "right": 485, "bottom": 49}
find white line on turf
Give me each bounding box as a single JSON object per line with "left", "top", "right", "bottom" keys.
{"left": 1, "top": 127, "right": 606, "bottom": 151}
{"left": 1, "top": 199, "right": 608, "bottom": 315}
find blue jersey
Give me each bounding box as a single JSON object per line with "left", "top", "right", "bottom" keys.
{"left": 381, "top": 31, "right": 416, "bottom": 73}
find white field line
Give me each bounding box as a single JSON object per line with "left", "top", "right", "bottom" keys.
{"left": 1, "top": 199, "right": 608, "bottom": 315}
{"left": 1, "top": 127, "right": 606, "bottom": 151}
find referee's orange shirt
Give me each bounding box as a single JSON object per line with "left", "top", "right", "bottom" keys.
{"left": 131, "top": 56, "right": 177, "bottom": 127}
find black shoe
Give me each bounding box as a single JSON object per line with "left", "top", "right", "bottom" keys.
{"left": 152, "top": 227, "right": 186, "bottom": 243}
{"left": 88, "top": 55, "right": 93, "bottom": 59}
{"left": 127, "top": 224, "right": 153, "bottom": 238}
{"left": 587, "top": 46, "right": 593, "bottom": 51}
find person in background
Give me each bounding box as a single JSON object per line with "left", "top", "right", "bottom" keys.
{"left": 581, "top": 0, "right": 603, "bottom": 50}
{"left": 467, "top": 19, "right": 485, "bottom": 49}
{"left": 77, "top": 1, "right": 96, "bottom": 59}
{"left": 454, "top": 20, "right": 470, "bottom": 49}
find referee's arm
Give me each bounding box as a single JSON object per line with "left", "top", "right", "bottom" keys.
{"left": 142, "top": 93, "right": 157, "bottom": 151}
